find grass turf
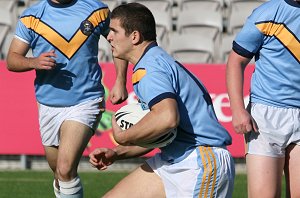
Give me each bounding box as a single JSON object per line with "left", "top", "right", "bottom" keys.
{"left": 0, "top": 170, "right": 285, "bottom": 198}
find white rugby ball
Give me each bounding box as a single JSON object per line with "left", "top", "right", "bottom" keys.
{"left": 115, "top": 103, "right": 177, "bottom": 148}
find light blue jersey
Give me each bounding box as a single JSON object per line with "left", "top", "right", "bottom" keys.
{"left": 132, "top": 42, "right": 232, "bottom": 163}
{"left": 233, "top": 0, "right": 300, "bottom": 108}
{"left": 16, "top": 0, "right": 110, "bottom": 106}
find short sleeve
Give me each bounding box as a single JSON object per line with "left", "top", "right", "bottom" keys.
{"left": 15, "top": 18, "right": 33, "bottom": 44}
{"left": 233, "top": 17, "right": 264, "bottom": 58}
{"left": 137, "top": 71, "right": 176, "bottom": 108}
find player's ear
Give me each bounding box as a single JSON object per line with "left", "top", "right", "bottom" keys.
{"left": 131, "top": 30, "right": 141, "bottom": 45}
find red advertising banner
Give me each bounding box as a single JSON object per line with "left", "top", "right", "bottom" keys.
{"left": 0, "top": 61, "right": 254, "bottom": 157}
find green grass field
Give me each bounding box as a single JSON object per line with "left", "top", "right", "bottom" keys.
{"left": 0, "top": 170, "right": 285, "bottom": 198}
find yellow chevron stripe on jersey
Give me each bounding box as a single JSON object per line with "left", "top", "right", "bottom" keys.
{"left": 132, "top": 69, "right": 146, "bottom": 84}
{"left": 256, "top": 22, "right": 300, "bottom": 61}
{"left": 20, "top": 8, "right": 109, "bottom": 59}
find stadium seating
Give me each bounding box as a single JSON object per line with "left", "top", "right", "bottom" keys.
{"left": 152, "top": 10, "right": 173, "bottom": 49}
{"left": 220, "top": 33, "right": 235, "bottom": 63}
{"left": 226, "top": 0, "right": 264, "bottom": 34}
{"left": 0, "top": 30, "right": 13, "bottom": 59}
{"left": 178, "top": 0, "right": 223, "bottom": 12}
{"left": 131, "top": 0, "right": 173, "bottom": 12}
{"left": 129, "top": 0, "right": 174, "bottom": 6}
{"left": 168, "top": 33, "right": 214, "bottom": 63}
{"left": 0, "top": 26, "right": 10, "bottom": 59}
{"left": 28, "top": 0, "right": 41, "bottom": 6}
{"left": 0, "top": 0, "right": 18, "bottom": 30}
{"left": 0, "top": 0, "right": 269, "bottom": 63}
{"left": 1, "top": 30, "right": 33, "bottom": 59}
{"left": 127, "top": 0, "right": 174, "bottom": 49}
{"left": 176, "top": 9, "right": 223, "bottom": 38}
{"left": 176, "top": 9, "right": 223, "bottom": 62}
{"left": 0, "top": 0, "right": 18, "bottom": 59}
{"left": 102, "top": 0, "right": 120, "bottom": 10}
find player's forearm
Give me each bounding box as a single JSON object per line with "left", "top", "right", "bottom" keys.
{"left": 118, "top": 99, "right": 179, "bottom": 145}
{"left": 226, "top": 51, "right": 249, "bottom": 113}
{"left": 135, "top": 110, "right": 176, "bottom": 143}
{"left": 113, "top": 57, "right": 128, "bottom": 85}
{"left": 226, "top": 66, "right": 245, "bottom": 112}
{"left": 6, "top": 52, "right": 34, "bottom": 72}
{"left": 112, "top": 145, "right": 152, "bottom": 160}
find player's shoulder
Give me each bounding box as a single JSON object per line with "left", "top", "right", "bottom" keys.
{"left": 142, "top": 48, "right": 173, "bottom": 72}
{"left": 21, "top": 0, "right": 46, "bottom": 17}
{"left": 249, "top": 0, "right": 283, "bottom": 21}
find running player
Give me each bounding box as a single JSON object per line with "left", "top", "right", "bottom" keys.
{"left": 6, "top": 0, "right": 128, "bottom": 197}
{"left": 89, "top": 3, "right": 235, "bottom": 198}
{"left": 226, "top": 0, "right": 300, "bottom": 197}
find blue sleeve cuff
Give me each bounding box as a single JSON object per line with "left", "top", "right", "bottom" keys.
{"left": 148, "top": 92, "right": 177, "bottom": 109}
{"left": 232, "top": 41, "right": 255, "bottom": 59}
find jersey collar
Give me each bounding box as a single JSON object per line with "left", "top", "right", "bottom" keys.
{"left": 285, "top": 0, "right": 300, "bottom": 7}
{"left": 47, "top": 0, "right": 78, "bottom": 8}
{"left": 134, "top": 41, "right": 158, "bottom": 69}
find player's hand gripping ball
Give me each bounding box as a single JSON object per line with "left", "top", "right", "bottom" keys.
{"left": 115, "top": 103, "right": 177, "bottom": 148}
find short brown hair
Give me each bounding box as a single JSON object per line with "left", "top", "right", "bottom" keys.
{"left": 111, "top": 3, "right": 157, "bottom": 41}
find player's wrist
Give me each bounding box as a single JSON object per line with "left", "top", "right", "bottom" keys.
{"left": 111, "top": 147, "right": 120, "bottom": 161}
{"left": 27, "top": 57, "right": 36, "bottom": 69}
{"left": 115, "top": 77, "right": 127, "bottom": 87}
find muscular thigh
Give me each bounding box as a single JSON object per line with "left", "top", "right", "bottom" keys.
{"left": 104, "top": 163, "right": 165, "bottom": 198}
{"left": 58, "top": 120, "right": 93, "bottom": 165}
{"left": 246, "top": 154, "right": 284, "bottom": 198}
{"left": 285, "top": 144, "right": 300, "bottom": 197}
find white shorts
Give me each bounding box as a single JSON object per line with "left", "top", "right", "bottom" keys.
{"left": 246, "top": 103, "right": 300, "bottom": 157}
{"left": 38, "top": 97, "right": 104, "bottom": 146}
{"left": 146, "top": 146, "right": 235, "bottom": 198}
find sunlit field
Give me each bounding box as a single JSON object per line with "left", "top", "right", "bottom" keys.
{"left": 0, "top": 170, "right": 286, "bottom": 198}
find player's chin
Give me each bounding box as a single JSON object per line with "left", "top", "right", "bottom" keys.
{"left": 111, "top": 51, "right": 119, "bottom": 59}
{"left": 112, "top": 54, "right": 123, "bottom": 61}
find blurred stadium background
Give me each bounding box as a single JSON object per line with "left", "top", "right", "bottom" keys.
{"left": 0, "top": 0, "right": 264, "bottom": 172}
{"left": 0, "top": 0, "right": 267, "bottom": 63}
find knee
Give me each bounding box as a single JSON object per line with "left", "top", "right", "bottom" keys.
{"left": 56, "top": 160, "right": 76, "bottom": 181}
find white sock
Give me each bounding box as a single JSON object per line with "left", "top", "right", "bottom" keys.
{"left": 53, "top": 179, "right": 60, "bottom": 198}
{"left": 59, "top": 176, "right": 83, "bottom": 198}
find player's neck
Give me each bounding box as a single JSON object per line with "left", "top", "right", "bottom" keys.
{"left": 130, "top": 41, "right": 154, "bottom": 65}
